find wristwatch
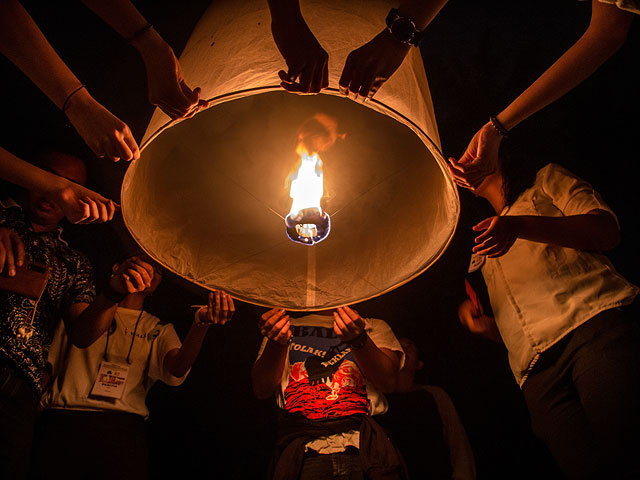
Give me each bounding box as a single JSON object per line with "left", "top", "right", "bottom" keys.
{"left": 385, "top": 8, "right": 423, "bottom": 46}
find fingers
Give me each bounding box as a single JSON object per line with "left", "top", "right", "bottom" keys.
{"left": 272, "top": 318, "right": 291, "bottom": 345}
{"left": 259, "top": 308, "right": 290, "bottom": 344}
{"left": 213, "top": 289, "right": 235, "bottom": 325}
{"left": 298, "top": 64, "right": 314, "bottom": 93}
{"left": 123, "top": 132, "right": 140, "bottom": 161}
{"left": 278, "top": 63, "right": 326, "bottom": 94}
{"left": 73, "top": 200, "right": 91, "bottom": 224}
{"left": 106, "top": 200, "right": 117, "bottom": 220}
{"left": 260, "top": 308, "right": 286, "bottom": 332}
{"left": 0, "top": 229, "right": 25, "bottom": 276}
{"left": 447, "top": 158, "right": 485, "bottom": 190}
{"left": 120, "top": 257, "right": 154, "bottom": 291}
{"left": 333, "top": 306, "right": 364, "bottom": 340}
{"left": 76, "top": 196, "right": 115, "bottom": 224}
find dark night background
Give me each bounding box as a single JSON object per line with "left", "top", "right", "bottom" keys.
{"left": 1, "top": 1, "right": 638, "bottom": 478}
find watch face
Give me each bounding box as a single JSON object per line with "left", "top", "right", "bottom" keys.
{"left": 390, "top": 17, "right": 416, "bottom": 43}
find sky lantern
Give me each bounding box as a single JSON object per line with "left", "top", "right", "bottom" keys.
{"left": 121, "top": 0, "right": 459, "bottom": 311}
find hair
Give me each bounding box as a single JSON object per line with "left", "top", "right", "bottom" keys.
{"left": 498, "top": 139, "right": 540, "bottom": 207}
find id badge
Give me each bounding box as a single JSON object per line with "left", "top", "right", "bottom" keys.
{"left": 90, "top": 361, "right": 129, "bottom": 399}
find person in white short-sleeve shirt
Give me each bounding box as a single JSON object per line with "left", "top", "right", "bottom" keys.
{"left": 33, "top": 256, "right": 235, "bottom": 480}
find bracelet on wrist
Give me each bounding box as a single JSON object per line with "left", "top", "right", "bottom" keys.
{"left": 102, "top": 284, "right": 127, "bottom": 304}
{"left": 126, "top": 22, "right": 153, "bottom": 44}
{"left": 346, "top": 331, "right": 368, "bottom": 350}
{"left": 61, "top": 84, "right": 86, "bottom": 112}
{"left": 489, "top": 115, "right": 509, "bottom": 138}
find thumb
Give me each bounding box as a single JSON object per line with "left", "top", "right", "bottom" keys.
{"left": 180, "top": 80, "right": 198, "bottom": 102}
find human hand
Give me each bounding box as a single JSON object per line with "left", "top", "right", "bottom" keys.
{"left": 447, "top": 123, "right": 502, "bottom": 189}
{"left": 64, "top": 89, "right": 140, "bottom": 162}
{"left": 49, "top": 181, "right": 118, "bottom": 224}
{"left": 339, "top": 29, "right": 410, "bottom": 101}
{"left": 109, "top": 256, "right": 154, "bottom": 294}
{"left": 457, "top": 298, "right": 496, "bottom": 337}
{"left": 0, "top": 227, "right": 26, "bottom": 276}
{"left": 259, "top": 308, "right": 291, "bottom": 345}
{"left": 136, "top": 34, "right": 209, "bottom": 119}
{"left": 472, "top": 215, "right": 517, "bottom": 257}
{"left": 197, "top": 290, "right": 235, "bottom": 326}
{"left": 333, "top": 306, "right": 366, "bottom": 342}
{"left": 271, "top": 13, "right": 328, "bottom": 93}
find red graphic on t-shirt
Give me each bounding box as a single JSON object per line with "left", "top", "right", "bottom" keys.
{"left": 284, "top": 360, "right": 368, "bottom": 419}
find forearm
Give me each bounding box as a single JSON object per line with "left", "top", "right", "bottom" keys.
{"left": 497, "top": 1, "right": 632, "bottom": 130}
{"left": 0, "top": 0, "right": 83, "bottom": 108}
{"left": 267, "top": 0, "right": 305, "bottom": 32}
{"left": 508, "top": 211, "right": 620, "bottom": 251}
{"left": 80, "top": 0, "right": 170, "bottom": 61}
{"left": 0, "top": 147, "right": 68, "bottom": 193}
{"left": 66, "top": 295, "right": 118, "bottom": 348}
{"left": 398, "top": 0, "right": 449, "bottom": 30}
{"left": 251, "top": 340, "right": 288, "bottom": 399}
{"left": 80, "top": 0, "right": 148, "bottom": 40}
{"left": 352, "top": 340, "right": 399, "bottom": 393}
{"left": 163, "top": 322, "right": 209, "bottom": 378}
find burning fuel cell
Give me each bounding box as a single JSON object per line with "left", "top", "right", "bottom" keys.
{"left": 285, "top": 150, "right": 331, "bottom": 245}
{"left": 285, "top": 114, "right": 341, "bottom": 246}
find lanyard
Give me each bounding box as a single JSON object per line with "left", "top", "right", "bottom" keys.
{"left": 103, "top": 309, "right": 143, "bottom": 364}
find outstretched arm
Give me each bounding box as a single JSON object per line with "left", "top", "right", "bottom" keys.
{"left": 471, "top": 209, "right": 620, "bottom": 258}
{"left": 251, "top": 308, "right": 291, "bottom": 399}
{"left": 64, "top": 256, "right": 154, "bottom": 348}
{"left": 0, "top": 146, "right": 117, "bottom": 224}
{"left": 339, "top": 0, "right": 449, "bottom": 100}
{"left": 163, "top": 290, "right": 235, "bottom": 378}
{"left": 0, "top": 0, "right": 139, "bottom": 162}
{"left": 267, "top": 0, "right": 328, "bottom": 94}
{"left": 449, "top": 0, "right": 634, "bottom": 188}
{"left": 80, "top": 0, "right": 208, "bottom": 119}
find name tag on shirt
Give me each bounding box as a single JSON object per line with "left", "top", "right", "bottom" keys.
{"left": 90, "top": 361, "right": 129, "bottom": 399}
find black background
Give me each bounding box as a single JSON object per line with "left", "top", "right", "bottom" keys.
{"left": 1, "top": 1, "right": 638, "bottom": 478}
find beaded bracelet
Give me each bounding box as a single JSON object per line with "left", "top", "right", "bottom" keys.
{"left": 126, "top": 22, "right": 153, "bottom": 44}
{"left": 61, "top": 84, "right": 86, "bottom": 112}
{"left": 489, "top": 115, "right": 509, "bottom": 138}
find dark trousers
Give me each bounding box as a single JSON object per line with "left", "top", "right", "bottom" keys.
{"left": 31, "top": 409, "right": 149, "bottom": 480}
{"left": 0, "top": 362, "right": 38, "bottom": 480}
{"left": 522, "top": 305, "right": 640, "bottom": 479}
{"left": 299, "top": 449, "right": 365, "bottom": 480}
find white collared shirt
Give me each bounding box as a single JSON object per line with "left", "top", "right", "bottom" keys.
{"left": 475, "top": 164, "right": 639, "bottom": 386}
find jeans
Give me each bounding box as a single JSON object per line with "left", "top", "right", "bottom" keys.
{"left": 0, "top": 361, "right": 38, "bottom": 480}
{"left": 299, "top": 449, "right": 364, "bottom": 480}
{"left": 522, "top": 305, "right": 640, "bottom": 479}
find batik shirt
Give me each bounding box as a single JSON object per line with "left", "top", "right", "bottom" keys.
{"left": 0, "top": 199, "right": 95, "bottom": 392}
